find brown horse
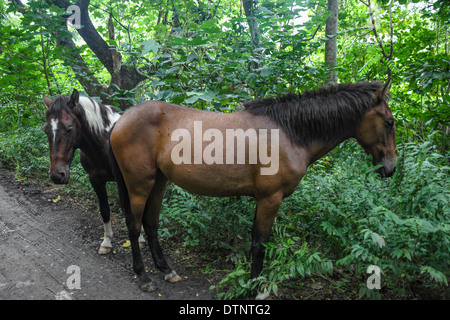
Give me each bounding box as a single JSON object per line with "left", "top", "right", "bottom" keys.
{"left": 109, "top": 81, "right": 397, "bottom": 292}
{"left": 43, "top": 89, "right": 145, "bottom": 254}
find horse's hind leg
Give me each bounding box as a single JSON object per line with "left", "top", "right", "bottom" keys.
{"left": 142, "top": 170, "right": 181, "bottom": 283}
{"left": 127, "top": 179, "right": 156, "bottom": 292}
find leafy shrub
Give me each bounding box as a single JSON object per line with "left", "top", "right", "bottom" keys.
{"left": 161, "top": 184, "right": 254, "bottom": 254}
{"left": 0, "top": 125, "right": 49, "bottom": 178}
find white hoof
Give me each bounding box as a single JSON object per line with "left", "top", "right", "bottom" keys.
{"left": 100, "top": 222, "right": 113, "bottom": 255}
{"left": 98, "top": 245, "right": 112, "bottom": 255}
{"left": 164, "top": 271, "right": 182, "bottom": 283}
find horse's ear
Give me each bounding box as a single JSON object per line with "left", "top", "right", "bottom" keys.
{"left": 373, "top": 79, "right": 392, "bottom": 105}
{"left": 68, "top": 89, "right": 79, "bottom": 109}
{"left": 383, "top": 77, "right": 392, "bottom": 96}
{"left": 43, "top": 96, "right": 52, "bottom": 108}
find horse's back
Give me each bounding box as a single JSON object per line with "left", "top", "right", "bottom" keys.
{"left": 110, "top": 100, "right": 307, "bottom": 198}
{"left": 114, "top": 100, "right": 173, "bottom": 128}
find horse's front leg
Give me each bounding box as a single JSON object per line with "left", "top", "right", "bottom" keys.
{"left": 91, "top": 180, "right": 114, "bottom": 255}
{"left": 91, "top": 179, "right": 146, "bottom": 254}
{"left": 251, "top": 193, "right": 282, "bottom": 298}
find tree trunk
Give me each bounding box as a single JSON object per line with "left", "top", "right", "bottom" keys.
{"left": 46, "top": 0, "right": 147, "bottom": 109}
{"left": 242, "top": 0, "right": 261, "bottom": 50}
{"left": 242, "top": 0, "right": 263, "bottom": 98}
{"left": 55, "top": 15, "right": 107, "bottom": 99}
{"left": 325, "top": 0, "right": 339, "bottom": 85}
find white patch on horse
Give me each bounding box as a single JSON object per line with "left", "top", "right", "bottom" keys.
{"left": 78, "top": 96, "right": 105, "bottom": 134}
{"left": 104, "top": 105, "right": 121, "bottom": 131}
{"left": 99, "top": 221, "right": 113, "bottom": 254}
{"left": 50, "top": 118, "right": 59, "bottom": 144}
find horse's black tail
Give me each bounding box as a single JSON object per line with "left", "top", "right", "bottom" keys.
{"left": 109, "top": 131, "right": 130, "bottom": 219}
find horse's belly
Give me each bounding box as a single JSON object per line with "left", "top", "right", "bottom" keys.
{"left": 160, "top": 164, "right": 255, "bottom": 197}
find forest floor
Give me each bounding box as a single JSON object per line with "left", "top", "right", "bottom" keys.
{"left": 0, "top": 168, "right": 214, "bottom": 300}
{"left": 0, "top": 167, "right": 445, "bottom": 301}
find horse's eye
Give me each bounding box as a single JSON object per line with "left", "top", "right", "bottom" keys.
{"left": 65, "top": 127, "right": 73, "bottom": 135}
{"left": 385, "top": 119, "right": 394, "bottom": 128}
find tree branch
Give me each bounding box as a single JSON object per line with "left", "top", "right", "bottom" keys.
{"left": 303, "top": 23, "right": 321, "bottom": 41}
{"left": 361, "top": 0, "right": 394, "bottom": 81}
{"left": 44, "top": 0, "right": 147, "bottom": 108}
{"left": 75, "top": 0, "right": 114, "bottom": 73}
{"left": 14, "top": 0, "right": 104, "bottom": 97}
{"left": 325, "top": 0, "right": 339, "bottom": 85}
{"left": 55, "top": 20, "right": 107, "bottom": 99}
{"left": 388, "top": 0, "right": 393, "bottom": 60}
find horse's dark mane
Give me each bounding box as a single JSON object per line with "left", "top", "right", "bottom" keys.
{"left": 243, "top": 81, "right": 389, "bottom": 146}
{"left": 46, "top": 95, "right": 119, "bottom": 135}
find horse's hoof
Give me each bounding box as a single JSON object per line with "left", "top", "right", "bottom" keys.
{"left": 139, "top": 280, "right": 156, "bottom": 292}
{"left": 98, "top": 246, "right": 111, "bottom": 255}
{"left": 164, "top": 271, "right": 182, "bottom": 283}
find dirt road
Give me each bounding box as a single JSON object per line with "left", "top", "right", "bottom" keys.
{"left": 0, "top": 169, "right": 212, "bottom": 300}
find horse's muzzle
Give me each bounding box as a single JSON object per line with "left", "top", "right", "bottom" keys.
{"left": 375, "top": 166, "right": 396, "bottom": 178}
{"left": 50, "top": 169, "right": 70, "bottom": 184}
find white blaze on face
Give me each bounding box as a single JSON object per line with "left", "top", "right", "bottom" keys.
{"left": 50, "top": 118, "right": 59, "bottom": 144}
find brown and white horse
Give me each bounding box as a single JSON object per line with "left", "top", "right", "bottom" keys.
{"left": 109, "top": 81, "right": 397, "bottom": 292}
{"left": 43, "top": 89, "right": 144, "bottom": 254}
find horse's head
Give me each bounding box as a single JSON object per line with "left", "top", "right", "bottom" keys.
{"left": 354, "top": 83, "right": 398, "bottom": 178}
{"left": 43, "top": 89, "right": 81, "bottom": 184}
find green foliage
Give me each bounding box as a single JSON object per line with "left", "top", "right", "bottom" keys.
{"left": 0, "top": 103, "right": 48, "bottom": 177}
{"left": 161, "top": 185, "right": 254, "bottom": 252}
{"left": 2, "top": 0, "right": 449, "bottom": 145}
{"left": 210, "top": 233, "right": 333, "bottom": 299}
{"left": 0, "top": 125, "right": 48, "bottom": 178}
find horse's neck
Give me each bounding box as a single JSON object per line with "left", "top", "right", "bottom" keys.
{"left": 306, "top": 133, "right": 352, "bottom": 166}
{"left": 79, "top": 125, "right": 109, "bottom": 158}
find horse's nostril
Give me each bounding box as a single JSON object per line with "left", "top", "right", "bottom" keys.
{"left": 50, "top": 169, "right": 69, "bottom": 184}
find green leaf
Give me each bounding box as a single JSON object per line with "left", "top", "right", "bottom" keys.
{"left": 296, "top": 263, "right": 305, "bottom": 277}
{"left": 185, "top": 92, "right": 216, "bottom": 104}
{"left": 260, "top": 67, "right": 272, "bottom": 77}
{"left": 140, "top": 39, "right": 161, "bottom": 55}
{"left": 420, "top": 266, "right": 448, "bottom": 286}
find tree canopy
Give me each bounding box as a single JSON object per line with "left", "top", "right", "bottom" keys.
{"left": 1, "top": 0, "right": 448, "bottom": 131}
